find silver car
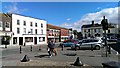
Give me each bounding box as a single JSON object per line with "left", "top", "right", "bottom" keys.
{"left": 71, "top": 39, "right": 103, "bottom": 50}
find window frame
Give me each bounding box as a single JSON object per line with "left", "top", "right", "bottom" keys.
{"left": 5, "top": 22, "right": 10, "bottom": 28}
{"left": 30, "top": 29, "right": 33, "bottom": 34}
{"left": 41, "top": 29, "right": 43, "bottom": 34}
{"left": 30, "top": 22, "right": 33, "bottom": 26}
{"left": 17, "top": 20, "right": 20, "bottom": 25}
{"left": 35, "top": 23, "right": 37, "bottom": 27}
{"left": 23, "top": 21, "right": 26, "bottom": 26}
{"left": 35, "top": 29, "right": 37, "bottom": 34}
{"left": 0, "top": 21, "right": 2, "bottom": 27}
{"left": 17, "top": 28, "right": 20, "bottom": 34}
{"left": 41, "top": 23, "right": 43, "bottom": 28}
{"left": 23, "top": 28, "right": 26, "bottom": 34}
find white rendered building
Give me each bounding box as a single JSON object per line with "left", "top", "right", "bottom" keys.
{"left": 11, "top": 14, "right": 47, "bottom": 45}
{"left": 81, "top": 21, "right": 119, "bottom": 39}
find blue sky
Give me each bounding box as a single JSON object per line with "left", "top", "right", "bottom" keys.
{"left": 2, "top": 2, "right": 119, "bottom": 31}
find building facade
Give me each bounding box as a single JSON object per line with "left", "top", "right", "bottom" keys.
{"left": 47, "top": 24, "right": 69, "bottom": 42}
{"left": 0, "top": 13, "right": 47, "bottom": 46}
{"left": 11, "top": 14, "right": 47, "bottom": 45}
{"left": 47, "top": 24, "right": 60, "bottom": 42}
{"left": 60, "top": 28, "right": 69, "bottom": 41}
{"left": 68, "top": 28, "right": 74, "bottom": 39}
{"left": 81, "top": 21, "right": 118, "bottom": 39}
{"left": 0, "top": 13, "right": 13, "bottom": 45}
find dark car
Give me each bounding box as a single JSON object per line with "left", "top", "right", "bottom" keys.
{"left": 107, "top": 39, "right": 117, "bottom": 45}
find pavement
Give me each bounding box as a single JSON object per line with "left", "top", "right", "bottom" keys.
{"left": 1, "top": 43, "right": 120, "bottom": 68}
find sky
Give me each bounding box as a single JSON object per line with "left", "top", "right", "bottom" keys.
{"left": 1, "top": 2, "right": 119, "bottom": 32}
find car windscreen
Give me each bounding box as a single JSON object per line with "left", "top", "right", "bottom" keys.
{"left": 91, "top": 39, "right": 99, "bottom": 42}
{"left": 82, "top": 39, "right": 99, "bottom": 43}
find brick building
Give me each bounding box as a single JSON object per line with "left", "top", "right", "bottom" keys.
{"left": 47, "top": 24, "right": 69, "bottom": 42}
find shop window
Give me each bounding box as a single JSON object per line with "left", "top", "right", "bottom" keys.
{"left": 25, "top": 37, "right": 33, "bottom": 42}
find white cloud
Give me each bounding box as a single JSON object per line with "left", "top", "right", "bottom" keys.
{"left": 66, "top": 18, "right": 71, "bottom": 21}
{"left": 97, "top": 7, "right": 101, "bottom": 10}
{"left": 4, "top": 2, "right": 28, "bottom": 14}
{"left": 60, "top": 7, "right": 119, "bottom": 32}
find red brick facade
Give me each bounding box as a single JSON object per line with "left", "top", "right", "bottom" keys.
{"left": 47, "top": 24, "right": 69, "bottom": 42}
{"left": 60, "top": 29, "right": 68, "bottom": 36}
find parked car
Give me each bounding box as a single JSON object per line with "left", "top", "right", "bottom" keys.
{"left": 71, "top": 39, "right": 103, "bottom": 50}
{"left": 59, "top": 39, "right": 77, "bottom": 47}
{"left": 117, "top": 38, "right": 120, "bottom": 43}
{"left": 107, "top": 39, "right": 117, "bottom": 44}
{"left": 102, "top": 39, "right": 117, "bottom": 46}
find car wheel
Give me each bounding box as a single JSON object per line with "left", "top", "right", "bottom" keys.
{"left": 95, "top": 46, "right": 100, "bottom": 50}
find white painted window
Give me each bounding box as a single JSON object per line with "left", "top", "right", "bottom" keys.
{"left": 39, "top": 37, "right": 45, "bottom": 42}
{"left": 5, "top": 22, "right": 10, "bottom": 28}
{"left": 17, "top": 20, "right": 20, "bottom": 25}
{"left": 88, "top": 29, "right": 90, "bottom": 32}
{"left": 39, "top": 37, "right": 42, "bottom": 42}
{"left": 23, "top": 21, "right": 26, "bottom": 26}
{"left": 98, "top": 29, "right": 101, "bottom": 32}
{"left": 23, "top": 28, "right": 26, "bottom": 34}
{"left": 94, "top": 29, "right": 96, "bottom": 32}
{"left": 30, "top": 22, "right": 33, "bottom": 26}
{"left": 41, "top": 29, "right": 43, "bottom": 34}
{"left": 35, "top": 29, "right": 37, "bottom": 34}
{"left": 35, "top": 23, "right": 37, "bottom": 27}
{"left": 41, "top": 23, "right": 43, "bottom": 28}
{"left": 30, "top": 29, "right": 33, "bottom": 34}
{"left": 17, "top": 28, "right": 20, "bottom": 34}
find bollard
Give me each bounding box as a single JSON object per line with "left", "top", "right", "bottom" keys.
{"left": 108, "top": 45, "right": 111, "bottom": 54}
{"left": 91, "top": 44, "right": 93, "bottom": 51}
{"left": 60, "top": 44, "right": 64, "bottom": 51}
{"left": 21, "top": 55, "right": 30, "bottom": 62}
{"left": 39, "top": 45, "right": 41, "bottom": 51}
{"left": 30, "top": 45, "right": 32, "bottom": 51}
{"left": 20, "top": 46, "right": 22, "bottom": 53}
{"left": 5, "top": 44, "right": 7, "bottom": 48}
{"left": 74, "top": 57, "right": 83, "bottom": 66}
{"left": 106, "top": 46, "right": 108, "bottom": 57}
{"left": 108, "top": 44, "right": 111, "bottom": 54}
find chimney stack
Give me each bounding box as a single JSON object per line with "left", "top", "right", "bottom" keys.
{"left": 92, "top": 20, "right": 94, "bottom": 25}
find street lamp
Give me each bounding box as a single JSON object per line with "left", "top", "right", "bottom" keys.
{"left": 101, "top": 16, "right": 111, "bottom": 57}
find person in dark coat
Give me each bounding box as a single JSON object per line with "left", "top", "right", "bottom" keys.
{"left": 47, "top": 40, "right": 55, "bottom": 57}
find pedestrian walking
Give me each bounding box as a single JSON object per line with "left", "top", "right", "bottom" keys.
{"left": 47, "top": 40, "right": 56, "bottom": 57}
{"left": 54, "top": 48, "right": 57, "bottom": 56}
{"left": 60, "top": 44, "right": 64, "bottom": 51}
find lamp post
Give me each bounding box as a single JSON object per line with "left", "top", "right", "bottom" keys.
{"left": 101, "top": 16, "right": 110, "bottom": 57}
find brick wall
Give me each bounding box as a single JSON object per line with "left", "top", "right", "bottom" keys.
{"left": 60, "top": 29, "right": 68, "bottom": 36}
